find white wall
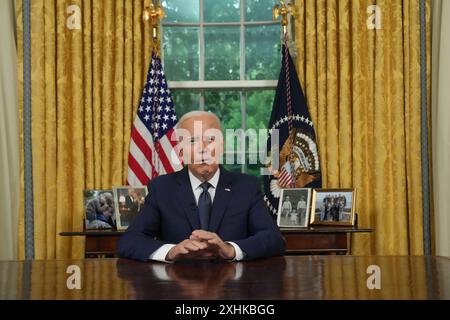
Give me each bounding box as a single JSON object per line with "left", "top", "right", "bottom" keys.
{"left": 432, "top": 0, "right": 450, "bottom": 257}
{"left": 0, "top": 0, "right": 19, "bottom": 261}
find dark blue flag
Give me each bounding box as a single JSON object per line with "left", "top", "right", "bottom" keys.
{"left": 263, "top": 44, "right": 322, "bottom": 216}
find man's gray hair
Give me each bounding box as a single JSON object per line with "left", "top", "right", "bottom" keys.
{"left": 176, "top": 110, "right": 222, "bottom": 130}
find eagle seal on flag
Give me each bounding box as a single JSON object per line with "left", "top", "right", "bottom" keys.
{"left": 263, "top": 44, "right": 322, "bottom": 216}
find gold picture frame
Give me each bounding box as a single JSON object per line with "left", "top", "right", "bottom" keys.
{"left": 113, "top": 185, "right": 148, "bottom": 231}
{"left": 310, "top": 188, "right": 356, "bottom": 226}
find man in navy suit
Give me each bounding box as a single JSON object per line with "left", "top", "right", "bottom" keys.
{"left": 117, "top": 111, "right": 285, "bottom": 262}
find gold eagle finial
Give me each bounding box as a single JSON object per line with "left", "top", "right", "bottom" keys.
{"left": 143, "top": 1, "right": 166, "bottom": 55}
{"left": 272, "top": 0, "right": 296, "bottom": 35}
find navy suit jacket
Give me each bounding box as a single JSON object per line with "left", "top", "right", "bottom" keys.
{"left": 117, "top": 166, "right": 285, "bottom": 261}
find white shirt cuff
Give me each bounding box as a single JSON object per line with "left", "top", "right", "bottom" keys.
{"left": 227, "top": 241, "right": 245, "bottom": 261}
{"left": 149, "top": 244, "right": 176, "bottom": 263}
{"left": 150, "top": 242, "right": 245, "bottom": 262}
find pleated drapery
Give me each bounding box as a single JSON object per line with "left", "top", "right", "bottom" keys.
{"left": 16, "top": 0, "right": 431, "bottom": 259}
{"left": 17, "top": 0, "right": 153, "bottom": 259}
{"left": 294, "top": 0, "right": 431, "bottom": 255}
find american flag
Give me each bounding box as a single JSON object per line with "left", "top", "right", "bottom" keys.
{"left": 127, "top": 52, "right": 183, "bottom": 185}
{"left": 278, "top": 161, "right": 294, "bottom": 187}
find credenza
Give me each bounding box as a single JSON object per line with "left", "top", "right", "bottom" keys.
{"left": 60, "top": 227, "right": 372, "bottom": 258}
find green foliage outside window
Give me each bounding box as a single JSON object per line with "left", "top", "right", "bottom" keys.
{"left": 162, "top": 0, "right": 282, "bottom": 179}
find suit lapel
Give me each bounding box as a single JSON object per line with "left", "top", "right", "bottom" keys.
{"left": 209, "top": 167, "right": 233, "bottom": 232}
{"left": 175, "top": 167, "right": 200, "bottom": 230}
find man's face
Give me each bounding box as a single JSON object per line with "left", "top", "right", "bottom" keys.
{"left": 177, "top": 115, "right": 223, "bottom": 179}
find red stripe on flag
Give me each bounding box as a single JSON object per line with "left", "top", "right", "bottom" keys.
{"left": 167, "top": 129, "right": 183, "bottom": 167}
{"left": 279, "top": 169, "right": 293, "bottom": 187}
{"left": 166, "top": 128, "right": 178, "bottom": 148}
{"left": 130, "top": 127, "right": 152, "bottom": 163}
{"left": 127, "top": 153, "right": 150, "bottom": 185}
{"left": 155, "top": 139, "right": 175, "bottom": 173}
{"left": 130, "top": 126, "right": 158, "bottom": 178}
{"left": 166, "top": 129, "right": 183, "bottom": 166}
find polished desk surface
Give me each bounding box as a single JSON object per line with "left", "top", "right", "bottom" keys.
{"left": 1, "top": 256, "right": 449, "bottom": 300}
{"left": 60, "top": 227, "right": 373, "bottom": 236}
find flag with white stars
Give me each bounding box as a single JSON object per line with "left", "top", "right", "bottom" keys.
{"left": 264, "top": 44, "right": 322, "bottom": 217}
{"left": 127, "top": 52, "right": 183, "bottom": 185}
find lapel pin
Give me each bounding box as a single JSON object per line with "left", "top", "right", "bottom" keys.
{"left": 224, "top": 188, "right": 231, "bottom": 192}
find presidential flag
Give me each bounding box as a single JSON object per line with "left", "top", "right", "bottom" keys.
{"left": 263, "top": 44, "right": 322, "bottom": 216}
{"left": 127, "top": 52, "right": 183, "bottom": 185}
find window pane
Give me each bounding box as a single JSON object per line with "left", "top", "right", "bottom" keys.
{"left": 204, "top": 91, "right": 241, "bottom": 129}
{"left": 163, "top": 26, "right": 199, "bottom": 81}
{"left": 246, "top": 90, "right": 275, "bottom": 129}
{"left": 162, "top": 0, "right": 199, "bottom": 23}
{"left": 247, "top": 89, "right": 274, "bottom": 176}
{"left": 172, "top": 90, "right": 201, "bottom": 117}
{"left": 246, "top": 0, "right": 275, "bottom": 21}
{"left": 204, "top": 90, "right": 241, "bottom": 166}
{"left": 245, "top": 25, "right": 281, "bottom": 80}
{"left": 204, "top": 0, "right": 240, "bottom": 22}
{"left": 204, "top": 27, "right": 240, "bottom": 80}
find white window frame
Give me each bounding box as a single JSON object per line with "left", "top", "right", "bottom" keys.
{"left": 161, "top": 0, "right": 294, "bottom": 172}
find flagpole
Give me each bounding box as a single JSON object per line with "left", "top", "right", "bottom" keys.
{"left": 142, "top": 0, "right": 165, "bottom": 57}
{"left": 273, "top": 0, "right": 297, "bottom": 188}
{"left": 142, "top": 1, "right": 165, "bottom": 177}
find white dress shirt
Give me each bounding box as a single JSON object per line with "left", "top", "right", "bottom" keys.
{"left": 149, "top": 167, "right": 245, "bottom": 262}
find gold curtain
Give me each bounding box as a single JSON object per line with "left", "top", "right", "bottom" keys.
{"left": 17, "top": 0, "right": 153, "bottom": 259}
{"left": 16, "top": 0, "right": 431, "bottom": 259}
{"left": 294, "top": 0, "right": 431, "bottom": 255}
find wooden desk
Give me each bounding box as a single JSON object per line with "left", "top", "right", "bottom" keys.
{"left": 60, "top": 227, "right": 372, "bottom": 258}
{"left": 1, "top": 256, "right": 449, "bottom": 299}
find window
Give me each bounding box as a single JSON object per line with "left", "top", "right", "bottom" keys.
{"left": 161, "top": 0, "right": 283, "bottom": 176}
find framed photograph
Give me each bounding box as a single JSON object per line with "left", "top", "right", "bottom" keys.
{"left": 277, "top": 188, "right": 312, "bottom": 228}
{"left": 84, "top": 190, "right": 116, "bottom": 230}
{"left": 113, "top": 186, "right": 148, "bottom": 230}
{"left": 310, "top": 188, "right": 356, "bottom": 226}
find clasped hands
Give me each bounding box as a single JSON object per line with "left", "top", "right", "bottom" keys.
{"left": 166, "top": 230, "right": 235, "bottom": 262}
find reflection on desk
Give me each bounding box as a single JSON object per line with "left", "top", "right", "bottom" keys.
{"left": 116, "top": 259, "right": 285, "bottom": 300}
{"left": 0, "top": 256, "right": 449, "bottom": 300}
